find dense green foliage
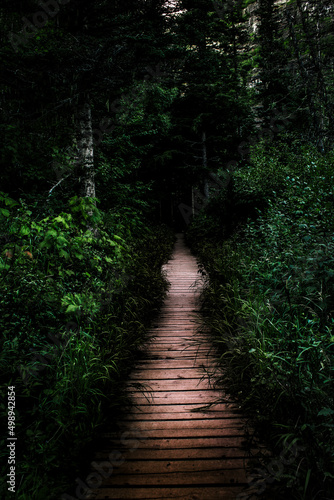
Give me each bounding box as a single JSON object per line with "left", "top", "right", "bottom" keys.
{"left": 0, "top": 195, "right": 174, "bottom": 499}
{"left": 187, "top": 139, "right": 334, "bottom": 499}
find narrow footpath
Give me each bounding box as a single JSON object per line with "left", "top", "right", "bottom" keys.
{"left": 90, "top": 234, "right": 255, "bottom": 499}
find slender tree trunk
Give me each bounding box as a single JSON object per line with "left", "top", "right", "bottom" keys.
{"left": 171, "top": 195, "right": 174, "bottom": 225}
{"left": 202, "top": 131, "right": 210, "bottom": 199}
{"left": 286, "top": 9, "right": 324, "bottom": 150}
{"left": 76, "top": 101, "right": 96, "bottom": 199}
{"left": 295, "top": 0, "right": 333, "bottom": 149}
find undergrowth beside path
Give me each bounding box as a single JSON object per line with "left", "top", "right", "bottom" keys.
{"left": 187, "top": 138, "right": 334, "bottom": 500}
{"left": 0, "top": 195, "right": 175, "bottom": 500}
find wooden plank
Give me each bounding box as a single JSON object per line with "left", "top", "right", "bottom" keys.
{"left": 133, "top": 360, "right": 219, "bottom": 369}
{"left": 92, "top": 469, "right": 248, "bottom": 486}
{"left": 93, "top": 459, "right": 247, "bottom": 475}
{"left": 102, "top": 428, "right": 245, "bottom": 441}
{"left": 126, "top": 380, "right": 216, "bottom": 392}
{"left": 143, "top": 343, "right": 210, "bottom": 349}
{"left": 92, "top": 485, "right": 245, "bottom": 499}
{"left": 127, "top": 391, "right": 225, "bottom": 402}
{"left": 128, "top": 398, "right": 224, "bottom": 407}
{"left": 133, "top": 361, "right": 217, "bottom": 366}
{"left": 149, "top": 339, "right": 211, "bottom": 345}
{"left": 152, "top": 316, "right": 202, "bottom": 320}
{"left": 136, "top": 350, "right": 215, "bottom": 356}
{"left": 128, "top": 382, "right": 223, "bottom": 390}
{"left": 140, "top": 347, "right": 211, "bottom": 352}
{"left": 122, "top": 411, "right": 242, "bottom": 420}
{"left": 158, "top": 309, "right": 198, "bottom": 312}
{"left": 136, "top": 354, "right": 210, "bottom": 360}
{"left": 136, "top": 357, "right": 217, "bottom": 362}
{"left": 96, "top": 437, "right": 249, "bottom": 450}
{"left": 128, "top": 369, "right": 205, "bottom": 379}
{"left": 116, "top": 419, "right": 244, "bottom": 431}
{"left": 150, "top": 325, "right": 197, "bottom": 329}
{"left": 156, "top": 318, "right": 200, "bottom": 321}
{"left": 94, "top": 447, "right": 251, "bottom": 461}
{"left": 150, "top": 337, "right": 209, "bottom": 342}
{"left": 150, "top": 331, "right": 200, "bottom": 335}
{"left": 128, "top": 403, "right": 239, "bottom": 414}
{"left": 138, "top": 353, "right": 217, "bottom": 358}
{"left": 136, "top": 356, "right": 218, "bottom": 361}
{"left": 150, "top": 334, "right": 205, "bottom": 337}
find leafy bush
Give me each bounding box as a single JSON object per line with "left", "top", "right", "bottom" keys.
{"left": 0, "top": 193, "right": 175, "bottom": 499}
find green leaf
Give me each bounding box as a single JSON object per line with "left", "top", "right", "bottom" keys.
{"left": 318, "top": 408, "right": 334, "bottom": 417}
{"left": 54, "top": 215, "right": 70, "bottom": 228}
{"left": 46, "top": 229, "right": 58, "bottom": 238}
{"left": 0, "top": 208, "right": 10, "bottom": 217}
{"left": 5, "top": 198, "right": 19, "bottom": 207}
{"left": 20, "top": 226, "right": 30, "bottom": 236}
{"left": 59, "top": 249, "right": 70, "bottom": 259}
{"left": 65, "top": 304, "right": 80, "bottom": 314}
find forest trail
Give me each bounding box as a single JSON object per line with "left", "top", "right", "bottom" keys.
{"left": 89, "top": 234, "right": 255, "bottom": 499}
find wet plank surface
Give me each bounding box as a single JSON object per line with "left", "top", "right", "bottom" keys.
{"left": 89, "top": 234, "right": 254, "bottom": 499}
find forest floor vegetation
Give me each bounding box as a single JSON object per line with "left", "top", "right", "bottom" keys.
{"left": 0, "top": 196, "right": 175, "bottom": 500}
{"left": 187, "top": 137, "right": 334, "bottom": 500}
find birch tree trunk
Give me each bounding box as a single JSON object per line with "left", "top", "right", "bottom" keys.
{"left": 76, "top": 101, "right": 96, "bottom": 199}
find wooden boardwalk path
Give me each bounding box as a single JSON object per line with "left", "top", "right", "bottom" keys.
{"left": 90, "top": 234, "right": 254, "bottom": 500}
